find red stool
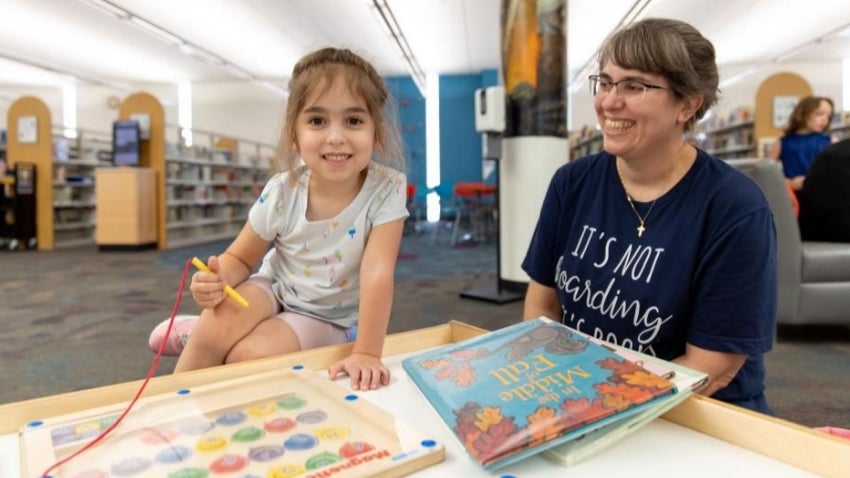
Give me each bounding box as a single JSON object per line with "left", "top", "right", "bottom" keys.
{"left": 452, "top": 182, "right": 496, "bottom": 245}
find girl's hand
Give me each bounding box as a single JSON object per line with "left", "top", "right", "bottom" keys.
{"left": 189, "top": 255, "right": 227, "bottom": 309}
{"left": 327, "top": 353, "right": 390, "bottom": 391}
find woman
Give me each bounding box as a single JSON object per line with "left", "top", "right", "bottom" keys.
{"left": 521, "top": 18, "right": 777, "bottom": 414}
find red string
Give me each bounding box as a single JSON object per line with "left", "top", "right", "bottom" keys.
{"left": 39, "top": 258, "right": 193, "bottom": 477}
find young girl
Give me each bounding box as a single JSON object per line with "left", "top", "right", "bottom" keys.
{"left": 768, "top": 95, "right": 834, "bottom": 190}
{"left": 165, "top": 47, "right": 408, "bottom": 391}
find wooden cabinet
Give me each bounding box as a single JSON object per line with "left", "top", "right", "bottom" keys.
{"left": 95, "top": 168, "right": 157, "bottom": 249}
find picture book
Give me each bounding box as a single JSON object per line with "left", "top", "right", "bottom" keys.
{"left": 401, "top": 316, "right": 678, "bottom": 470}
{"left": 543, "top": 336, "right": 708, "bottom": 467}
{"left": 19, "top": 366, "right": 445, "bottom": 478}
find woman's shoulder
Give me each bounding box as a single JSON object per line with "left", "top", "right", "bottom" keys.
{"left": 696, "top": 151, "right": 771, "bottom": 212}
{"left": 555, "top": 151, "right": 612, "bottom": 180}
{"left": 697, "top": 151, "right": 758, "bottom": 188}
{"left": 538, "top": 152, "right": 613, "bottom": 196}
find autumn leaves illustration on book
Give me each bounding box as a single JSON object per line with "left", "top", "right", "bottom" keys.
{"left": 402, "top": 317, "right": 677, "bottom": 470}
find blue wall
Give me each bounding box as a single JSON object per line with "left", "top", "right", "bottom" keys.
{"left": 386, "top": 70, "right": 498, "bottom": 189}
{"left": 385, "top": 77, "right": 426, "bottom": 189}
{"left": 439, "top": 71, "right": 499, "bottom": 185}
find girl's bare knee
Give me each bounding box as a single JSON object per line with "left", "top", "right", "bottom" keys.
{"left": 224, "top": 319, "right": 300, "bottom": 364}
{"left": 189, "top": 312, "right": 242, "bottom": 357}
{"left": 224, "top": 339, "right": 257, "bottom": 364}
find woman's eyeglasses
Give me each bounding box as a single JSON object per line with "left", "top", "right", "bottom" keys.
{"left": 588, "top": 74, "right": 668, "bottom": 101}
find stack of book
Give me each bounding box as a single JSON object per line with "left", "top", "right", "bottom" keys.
{"left": 402, "top": 317, "right": 707, "bottom": 470}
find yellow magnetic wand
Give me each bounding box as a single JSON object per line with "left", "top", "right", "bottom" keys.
{"left": 191, "top": 257, "right": 250, "bottom": 308}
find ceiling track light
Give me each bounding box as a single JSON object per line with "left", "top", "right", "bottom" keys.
{"left": 617, "top": 0, "right": 652, "bottom": 28}
{"left": 128, "top": 16, "right": 183, "bottom": 46}
{"left": 0, "top": 50, "right": 134, "bottom": 92}
{"left": 258, "top": 80, "right": 287, "bottom": 96}
{"left": 369, "top": 0, "right": 427, "bottom": 98}
{"left": 568, "top": 0, "right": 654, "bottom": 91}
{"left": 179, "top": 44, "right": 225, "bottom": 67}
{"left": 73, "top": 0, "right": 281, "bottom": 94}
{"left": 77, "top": 0, "right": 128, "bottom": 19}
{"left": 720, "top": 19, "right": 850, "bottom": 89}
{"left": 220, "top": 63, "right": 255, "bottom": 81}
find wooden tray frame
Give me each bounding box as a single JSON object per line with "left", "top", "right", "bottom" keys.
{"left": 1, "top": 321, "right": 848, "bottom": 477}
{"left": 18, "top": 367, "right": 444, "bottom": 477}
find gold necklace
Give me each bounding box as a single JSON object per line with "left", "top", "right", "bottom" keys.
{"left": 615, "top": 145, "right": 684, "bottom": 237}
{"left": 623, "top": 185, "right": 654, "bottom": 237}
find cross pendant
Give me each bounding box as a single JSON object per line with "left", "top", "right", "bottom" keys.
{"left": 637, "top": 223, "right": 646, "bottom": 237}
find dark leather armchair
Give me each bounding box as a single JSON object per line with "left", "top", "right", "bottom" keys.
{"left": 726, "top": 158, "right": 850, "bottom": 325}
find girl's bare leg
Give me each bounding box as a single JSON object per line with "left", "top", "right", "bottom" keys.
{"left": 173, "top": 283, "right": 276, "bottom": 373}
{"left": 225, "top": 318, "right": 302, "bottom": 364}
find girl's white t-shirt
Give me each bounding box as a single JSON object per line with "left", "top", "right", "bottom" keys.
{"left": 249, "top": 163, "right": 408, "bottom": 327}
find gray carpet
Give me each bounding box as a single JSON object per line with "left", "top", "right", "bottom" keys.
{"left": 0, "top": 224, "right": 848, "bottom": 431}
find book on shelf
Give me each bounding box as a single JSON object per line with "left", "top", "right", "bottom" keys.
{"left": 402, "top": 316, "right": 706, "bottom": 470}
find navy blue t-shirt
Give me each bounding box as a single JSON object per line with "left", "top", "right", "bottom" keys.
{"left": 779, "top": 132, "right": 830, "bottom": 179}
{"left": 522, "top": 150, "right": 777, "bottom": 414}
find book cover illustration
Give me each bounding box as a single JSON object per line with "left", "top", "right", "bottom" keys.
{"left": 543, "top": 340, "right": 708, "bottom": 467}
{"left": 402, "top": 317, "right": 676, "bottom": 470}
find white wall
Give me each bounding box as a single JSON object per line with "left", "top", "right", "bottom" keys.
{"left": 76, "top": 85, "right": 120, "bottom": 134}
{"left": 0, "top": 83, "right": 161, "bottom": 135}
{"left": 1, "top": 59, "right": 842, "bottom": 150}
{"left": 1, "top": 81, "right": 284, "bottom": 148}
{"left": 0, "top": 85, "right": 63, "bottom": 131}
{"left": 717, "top": 60, "right": 843, "bottom": 119}
{"left": 192, "top": 81, "right": 285, "bottom": 146}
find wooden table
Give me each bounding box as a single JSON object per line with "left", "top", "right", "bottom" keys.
{"left": 1, "top": 322, "right": 848, "bottom": 477}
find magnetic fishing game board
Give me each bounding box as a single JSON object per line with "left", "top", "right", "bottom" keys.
{"left": 19, "top": 366, "right": 444, "bottom": 477}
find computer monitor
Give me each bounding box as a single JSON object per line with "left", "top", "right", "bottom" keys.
{"left": 112, "top": 120, "right": 141, "bottom": 167}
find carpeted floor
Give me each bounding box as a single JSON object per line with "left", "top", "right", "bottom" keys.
{"left": 1, "top": 223, "right": 848, "bottom": 430}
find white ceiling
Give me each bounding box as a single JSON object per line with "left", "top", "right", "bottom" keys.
{"left": 1, "top": 0, "right": 850, "bottom": 95}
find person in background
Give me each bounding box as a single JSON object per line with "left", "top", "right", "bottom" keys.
{"left": 767, "top": 95, "right": 834, "bottom": 191}
{"left": 152, "top": 47, "right": 409, "bottom": 391}
{"left": 798, "top": 138, "right": 850, "bottom": 242}
{"left": 521, "top": 18, "right": 777, "bottom": 414}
